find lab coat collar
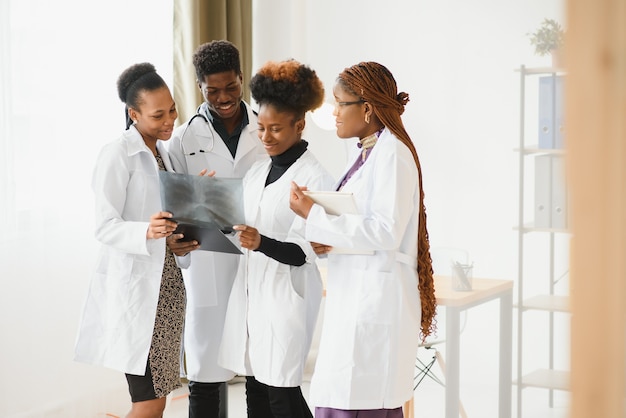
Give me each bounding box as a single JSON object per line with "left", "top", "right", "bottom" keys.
{"left": 123, "top": 125, "right": 154, "bottom": 156}
{"left": 188, "top": 101, "right": 259, "bottom": 165}
{"left": 333, "top": 127, "right": 392, "bottom": 190}
{"left": 122, "top": 125, "right": 174, "bottom": 171}
{"left": 234, "top": 102, "right": 260, "bottom": 164}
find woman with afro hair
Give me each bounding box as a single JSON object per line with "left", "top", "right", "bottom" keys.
{"left": 290, "top": 61, "right": 437, "bottom": 418}
{"left": 218, "top": 59, "right": 334, "bottom": 418}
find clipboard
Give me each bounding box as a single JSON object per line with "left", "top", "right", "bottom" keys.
{"left": 302, "top": 191, "right": 358, "bottom": 216}
{"left": 302, "top": 191, "right": 374, "bottom": 255}
{"left": 173, "top": 220, "right": 242, "bottom": 255}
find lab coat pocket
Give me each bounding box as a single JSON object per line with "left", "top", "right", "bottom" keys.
{"left": 92, "top": 251, "right": 134, "bottom": 333}
{"left": 96, "top": 249, "right": 133, "bottom": 282}
{"left": 185, "top": 252, "right": 234, "bottom": 307}
{"left": 288, "top": 264, "right": 306, "bottom": 300}
{"left": 353, "top": 322, "right": 391, "bottom": 399}
{"left": 270, "top": 266, "right": 307, "bottom": 340}
{"left": 356, "top": 269, "right": 396, "bottom": 324}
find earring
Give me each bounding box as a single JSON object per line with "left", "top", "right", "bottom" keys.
{"left": 365, "top": 114, "right": 370, "bottom": 124}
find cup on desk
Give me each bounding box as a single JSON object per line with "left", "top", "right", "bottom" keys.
{"left": 451, "top": 261, "right": 473, "bottom": 291}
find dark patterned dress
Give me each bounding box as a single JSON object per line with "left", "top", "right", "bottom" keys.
{"left": 149, "top": 153, "right": 186, "bottom": 397}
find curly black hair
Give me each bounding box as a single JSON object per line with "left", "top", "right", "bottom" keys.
{"left": 116, "top": 62, "right": 167, "bottom": 129}
{"left": 249, "top": 59, "right": 324, "bottom": 117}
{"left": 193, "top": 40, "right": 241, "bottom": 81}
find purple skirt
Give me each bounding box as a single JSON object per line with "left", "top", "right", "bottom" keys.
{"left": 315, "top": 407, "right": 404, "bottom": 418}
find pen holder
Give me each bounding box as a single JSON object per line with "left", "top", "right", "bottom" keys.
{"left": 451, "top": 261, "right": 473, "bottom": 291}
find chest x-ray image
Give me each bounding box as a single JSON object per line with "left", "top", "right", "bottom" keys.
{"left": 159, "top": 171, "right": 244, "bottom": 254}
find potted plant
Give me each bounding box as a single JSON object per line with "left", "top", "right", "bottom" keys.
{"left": 528, "top": 18, "right": 565, "bottom": 67}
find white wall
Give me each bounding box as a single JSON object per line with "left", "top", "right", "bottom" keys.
{"left": 0, "top": 0, "right": 568, "bottom": 416}
{"left": 252, "top": 0, "right": 568, "bottom": 415}
{"left": 253, "top": 0, "right": 564, "bottom": 280}
{"left": 0, "top": 1, "right": 173, "bottom": 417}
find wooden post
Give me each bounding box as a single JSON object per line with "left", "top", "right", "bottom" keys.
{"left": 567, "top": 0, "right": 626, "bottom": 417}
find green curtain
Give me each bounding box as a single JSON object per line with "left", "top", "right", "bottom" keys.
{"left": 173, "top": 0, "right": 252, "bottom": 124}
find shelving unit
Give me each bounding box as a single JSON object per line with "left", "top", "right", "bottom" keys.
{"left": 514, "top": 65, "right": 570, "bottom": 418}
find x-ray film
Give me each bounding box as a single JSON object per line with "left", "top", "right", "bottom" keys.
{"left": 159, "top": 171, "right": 244, "bottom": 254}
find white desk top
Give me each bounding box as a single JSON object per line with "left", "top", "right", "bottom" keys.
{"left": 318, "top": 266, "right": 513, "bottom": 307}
{"left": 434, "top": 275, "right": 514, "bottom": 308}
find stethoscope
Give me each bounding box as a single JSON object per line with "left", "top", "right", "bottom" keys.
{"left": 180, "top": 112, "right": 216, "bottom": 157}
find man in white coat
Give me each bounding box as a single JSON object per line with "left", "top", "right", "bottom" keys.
{"left": 167, "top": 40, "right": 266, "bottom": 418}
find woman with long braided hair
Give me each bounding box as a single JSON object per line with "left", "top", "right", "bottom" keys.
{"left": 290, "top": 61, "right": 436, "bottom": 417}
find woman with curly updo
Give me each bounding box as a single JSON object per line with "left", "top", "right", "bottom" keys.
{"left": 218, "top": 59, "right": 334, "bottom": 417}
{"left": 290, "top": 61, "right": 437, "bottom": 418}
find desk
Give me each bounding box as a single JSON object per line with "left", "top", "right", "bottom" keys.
{"left": 406, "top": 276, "right": 513, "bottom": 418}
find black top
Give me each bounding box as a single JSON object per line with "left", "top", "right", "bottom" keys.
{"left": 255, "top": 140, "right": 309, "bottom": 266}
{"left": 265, "top": 140, "right": 308, "bottom": 186}
{"left": 209, "top": 102, "right": 250, "bottom": 158}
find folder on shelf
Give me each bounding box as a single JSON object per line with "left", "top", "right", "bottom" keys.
{"left": 534, "top": 154, "right": 568, "bottom": 229}
{"left": 534, "top": 155, "right": 552, "bottom": 228}
{"left": 538, "top": 75, "right": 565, "bottom": 149}
{"left": 550, "top": 155, "right": 568, "bottom": 229}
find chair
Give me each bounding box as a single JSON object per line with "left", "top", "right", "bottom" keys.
{"left": 403, "top": 247, "right": 470, "bottom": 418}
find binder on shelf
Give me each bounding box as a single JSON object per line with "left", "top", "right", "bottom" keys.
{"left": 550, "top": 155, "right": 568, "bottom": 229}
{"left": 554, "top": 76, "right": 565, "bottom": 149}
{"left": 538, "top": 75, "right": 565, "bottom": 149}
{"left": 534, "top": 155, "right": 552, "bottom": 228}
{"left": 534, "top": 154, "right": 568, "bottom": 229}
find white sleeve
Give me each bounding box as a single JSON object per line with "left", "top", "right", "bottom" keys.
{"left": 305, "top": 146, "right": 418, "bottom": 252}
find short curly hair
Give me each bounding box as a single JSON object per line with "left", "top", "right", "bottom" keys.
{"left": 249, "top": 59, "right": 324, "bottom": 117}
{"left": 192, "top": 40, "right": 241, "bottom": 81}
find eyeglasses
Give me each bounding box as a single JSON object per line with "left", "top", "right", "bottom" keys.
{"left": 334, "top": 100, "right": 364, "bottom": 108}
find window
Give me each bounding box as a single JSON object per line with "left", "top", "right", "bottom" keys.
{"left": 0, "top": 0, "right": 173, "bottom": 238}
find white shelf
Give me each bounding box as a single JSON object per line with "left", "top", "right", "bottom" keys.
{"left": 513, "top": 223, "right": 569, "bottom": 234}
{"left": 515, "top": 64, "right": 570, "bottom": 417}
{"left": 514, "top": 66, "right": 567, "bottom": 75}
{"left": 515, "top": 369, "right": 570, "bottom": 391}
{"left": 521, "top": 294, "right": 569, "bottom": 312}
{"left": 514, "top": 146, "right": 566, "bottom": 155}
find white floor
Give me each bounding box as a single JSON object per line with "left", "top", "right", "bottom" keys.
{"left": 160, "top": 371, "right": 570, "bottom": 418}
{"left": 156, "top": 297, "right": 572, "bottom": 418}
{"left": 86, "top": 291, "right": 572, "bottom": 418}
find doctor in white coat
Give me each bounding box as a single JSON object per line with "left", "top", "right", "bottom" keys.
{"left": 289, "top": 62, "right": 438, "bottom": 418}
{"left": 74, "top": 63, "right": 196, "bottom": 418}
{"left": 166, "top": 40, "right": 266, "bottom": 418}
{"left": 218, "top": 59, "right": 334, "bottom": 418}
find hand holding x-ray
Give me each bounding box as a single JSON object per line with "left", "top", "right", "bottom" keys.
{"left": 158, "top": 171, "right": 244, "bottom": 254}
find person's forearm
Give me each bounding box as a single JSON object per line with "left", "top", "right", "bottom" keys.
{"left": 255, "top": 235, "right": 306, "bottom": 266}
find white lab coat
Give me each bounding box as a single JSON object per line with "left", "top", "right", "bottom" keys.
{"left": 74, "top": 126, "right": 175, "bottom": 375}
{"left": 305, "top": 129, "right": 422, "bottom": 409}
{"left": 218, "top": 149, "right": 334, "bottom": 387}
{"left": 167, "top": 102, "right": 267, "bottom": 382}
